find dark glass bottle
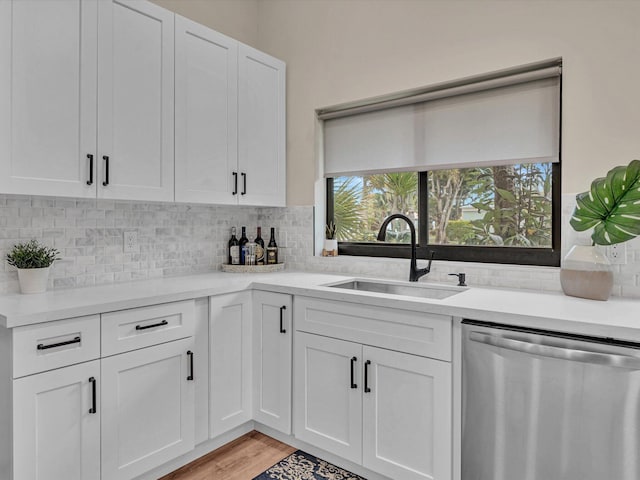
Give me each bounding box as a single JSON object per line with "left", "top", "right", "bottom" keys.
{"left": 254, "top": 227, "right": 265, "bottom": 265}
{"left": 228, "top": 227, "right": 240, "bottom": 265}
{"left": 239, "top": 226, "right": 249, "bottom": 265}
{"left": 266, "top": 227, "right": 278, "bottom": 265}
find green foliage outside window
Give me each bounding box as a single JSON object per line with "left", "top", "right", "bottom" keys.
{"left": 331, "top": 163, "right": 553, "bottom": 248}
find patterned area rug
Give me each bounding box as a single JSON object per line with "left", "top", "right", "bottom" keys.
{"left": 253, "top": 450, "right": 367, "bottom": 480}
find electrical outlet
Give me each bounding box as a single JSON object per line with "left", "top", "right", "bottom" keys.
{"left": 123, "top": 231, "right": 138, "bottom": 253}
{"left": 607, "top": 243, "right": 627, "bottom": 265}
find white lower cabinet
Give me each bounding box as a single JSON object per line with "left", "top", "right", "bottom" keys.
{"left": 209, "top": 291, "right": 252, "bottom": 437}
{"left": 362, "top": 345, "right": 452, "bottom": 480}
{"left": 294, "top": 333, "right": 362, "bottom": 464}
{"left": 101, "top": 338, "right": 195, "bottom": 480}
{"left": 295, "top": 332, "right": 452, "bottom": 480}
{"left": 13, "top": 360, "right": 101, "bottom": 480}
{"left": 252, "top": 291, "right": 292, "bottom": 434}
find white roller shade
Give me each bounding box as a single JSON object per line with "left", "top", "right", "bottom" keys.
{"left": 323, "top": 72, "right": 560, "bottom": 177}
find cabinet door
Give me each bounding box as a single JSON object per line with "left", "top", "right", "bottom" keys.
{"left": 97, "top": 0, "right": 174, "bottom": 201}
{"left": 13, "top": 360, "right": 100, "bottom": 480}
{"left": 238, "top": 44, "right": 286, "bottom": 207}
{"left": 0, "top": 0, "right": 97, "bottom": 198}
{"left": 253, "top": 291, "right": 292, "bottom": 434}
{"left": 209, "top": 291, "right": 252, "bottom": 437}
{"left": 362, "top": 346, "right": 452, "bottom": 480}
{"left": 101, "top": 338, "right": 195, "bottom": 480}
{"left": 175, "top": 15, "right": 238, "bottom": 205}
{"left": 294, "top": 332, "right": 362, "bottom": 464}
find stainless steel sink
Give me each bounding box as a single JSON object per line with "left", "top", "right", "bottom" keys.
{"left": 326, "top": 279, "right": 464, "bottom": 300}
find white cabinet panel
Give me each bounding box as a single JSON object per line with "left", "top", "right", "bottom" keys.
{"left": 13, "top": 315, "right": 100, "bottom": 378}
{"left": 101, "top": 300, "right": 195, "bottom": 356}
{"left": 0, "top": 0, "right": 97, "bottom": 197}
{"left": 209, "top": 291, "right": 252, "bottom": 437}
{"left": 97, "top": 0, "right": 174, "bottom": 201}
{"left": 238, "top": 44, "right": 286, "bottom": 207}
{"left": 101, "top": 338, "right": 195, "bottom": 480}
{"left": 362, "top": 346, "right": 452, "bottom": 480}
{"left": 175, "top": 16, "right": 238, "bottom": 204}
{"left": 13, "top": 360, "right": 100, "bottom": 480}
{"left": 252, "top": 291, "right": 292, "bottom": 434}
{"left": 193, "top": 297, "right": 210, "bottom": 445}
{"left": 294, "top": 332, "right": 362, "bottom": 464}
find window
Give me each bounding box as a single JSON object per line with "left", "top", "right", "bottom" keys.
{"left": 327, "top": 162, "right": 559, "bottom": 266}
{"left": 321, "top": 60, "right": 562, "bottom": 266}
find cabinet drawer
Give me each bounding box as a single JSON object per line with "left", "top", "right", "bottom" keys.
{"left": 102, "top": 300, "right": 195, "bottom": 356}
{"left": 294, "top": 296, "right": 452, "bottom": 361}
{"left": 13, "top": 315, "right": 100, "bottom": 378}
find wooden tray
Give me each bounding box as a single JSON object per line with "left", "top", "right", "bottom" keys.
{"left": 221, "top": 263, "right": 285, "bottom": 273}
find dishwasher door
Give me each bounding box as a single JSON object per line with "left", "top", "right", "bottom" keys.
{"left": 462, "top": 320, "right": 640, "bottom": 480}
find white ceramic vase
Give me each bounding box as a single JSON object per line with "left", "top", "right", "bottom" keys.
{"left": 17, "top": 267, "right": 50, "bottom": 294}
{"left": 560, "top": 245, "right": 613, "bottom": 301}
{"left": 323, "top": 238, "right": 338, "bottom": 254}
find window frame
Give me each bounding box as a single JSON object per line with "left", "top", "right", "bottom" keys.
{"left": 326, "top": 163, "right": 562, "bottom": 267}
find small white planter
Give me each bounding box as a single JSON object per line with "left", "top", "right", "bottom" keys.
{"left": 17, "top": 267, "right": 50, "bottom": 294}
{"left": 323, "top": 239, "right": 338, "bottom": 256}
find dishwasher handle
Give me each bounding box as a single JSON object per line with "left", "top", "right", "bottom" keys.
{"left": 469, "top": 331, "right": 640, "bottom": 370}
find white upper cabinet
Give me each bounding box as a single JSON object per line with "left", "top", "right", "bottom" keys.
{"left": 0, "top": 0, "right": 174, "bottom": 202}
{"left": 0, "top": 0, "right": 285, "bottom": 205}
{"left": 97, "top": 0, "right": 174, "bottom": 201}
{"left": 0, "top": 0, "right": 98, "bottom": 198}
{"left": 238, "top": 44, "right": 286, "bottom": 207}
{"left": 175, "top": 15, "right": 238, "bottom": 204}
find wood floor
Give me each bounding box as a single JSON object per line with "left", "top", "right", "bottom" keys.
{"left": 159, "top": 431, "right": 296, "bottom": 480}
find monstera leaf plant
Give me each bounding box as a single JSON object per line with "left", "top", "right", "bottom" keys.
{"left": 570, "top": 159, "right": 640, "bottom": 245}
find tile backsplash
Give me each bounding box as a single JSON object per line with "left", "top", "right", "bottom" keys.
{"left": 0, "top": 194, "right": 273, "bottom": 293}
{"left": 2, "top": 193, "right": 640, "bottom": 298}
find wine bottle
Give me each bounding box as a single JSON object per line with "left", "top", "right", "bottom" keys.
{"left": 239, "top": 226, "right": 249, "bottom": 265}
{"left": 266, "top": 227, "right": 278, "bottom": 265}
{"left": 254, "top": 227, "right": 265, "bottom": 265}
{"left": 228, "top": 227, "right": 240, "bottom": 265}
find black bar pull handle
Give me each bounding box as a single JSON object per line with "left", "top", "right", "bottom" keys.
{"left": 187, "top": 350, "right": 194, "bottom": 381}
{"left": 135, "top": 319, "right": 168, "bottom": 331}
{"left": 279, "top": 305, "right": 287, "bottom": 333}
{"left": 350, "top": 356, "right": 357, "bottom": 389}
{"left": 364, "top": 360, "right": 371, "bottom": 393}
{"left": 86, "top": 154, "right": 94, "bottom": 185}
{"left": 89, "top": 377, "right": 97, "bottom": 414}
{"left": 241, "top": 172, "right": 247, "bottom": 195}
{"left": 102, "top": 155, "right": 109, "bottom": 186}
{"left": 232, "top": 172, "right": 238, "bottom": 195}
{"left": 37, "top": 336, "right": 81, "bottom": 350}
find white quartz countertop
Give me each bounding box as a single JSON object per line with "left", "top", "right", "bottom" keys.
{"left": 1, "top": 271, "right": 639, "bottom": 341}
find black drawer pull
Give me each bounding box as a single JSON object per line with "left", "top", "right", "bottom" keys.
{"left": 89, "top": 377, "right": 97, "bottom": 414}
{"left": 232, "top": 172, "right": 238, "bottom": 195}
{"left": 350, "top": 356, "right": 357, "bottom": 389}
{"left": 37, "top": 336, "right": 81, "bottom": 350}
{"left": 102, "top": 155, "right": 109, "bottom": 186}
{"left": 279, "top": 305, "right": 287, "bottom": 333}
{"left": 364, "top": 360, "right": 371, "bottom": 393}
{"left": 86, "top": 154, "right": 94, "bottom": 185}
{"left": 135, "top": 319, "right": 168, "bottom": 331}
{"left": 187, "top": 350, "right": 194, "bottom": 381}
{"left": 241, "top": 172, "right": 247, "bottom": 195}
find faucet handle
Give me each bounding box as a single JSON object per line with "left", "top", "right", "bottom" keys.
{"left": 448, "top": 272, "right": 467, "bottom": 287}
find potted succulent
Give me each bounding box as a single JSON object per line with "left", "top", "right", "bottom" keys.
{"left": 566, "top": 159, "right": 640, "bottom": 300}
{"left": 7, "top": 240, "right": 60, "bottom": 294}
{"left": 324, "top": 221, "right": 338, "bottom": 256}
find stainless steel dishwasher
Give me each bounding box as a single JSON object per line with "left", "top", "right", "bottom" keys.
{"left": 462, "top": 319, "right": 640, "bottom": 480}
